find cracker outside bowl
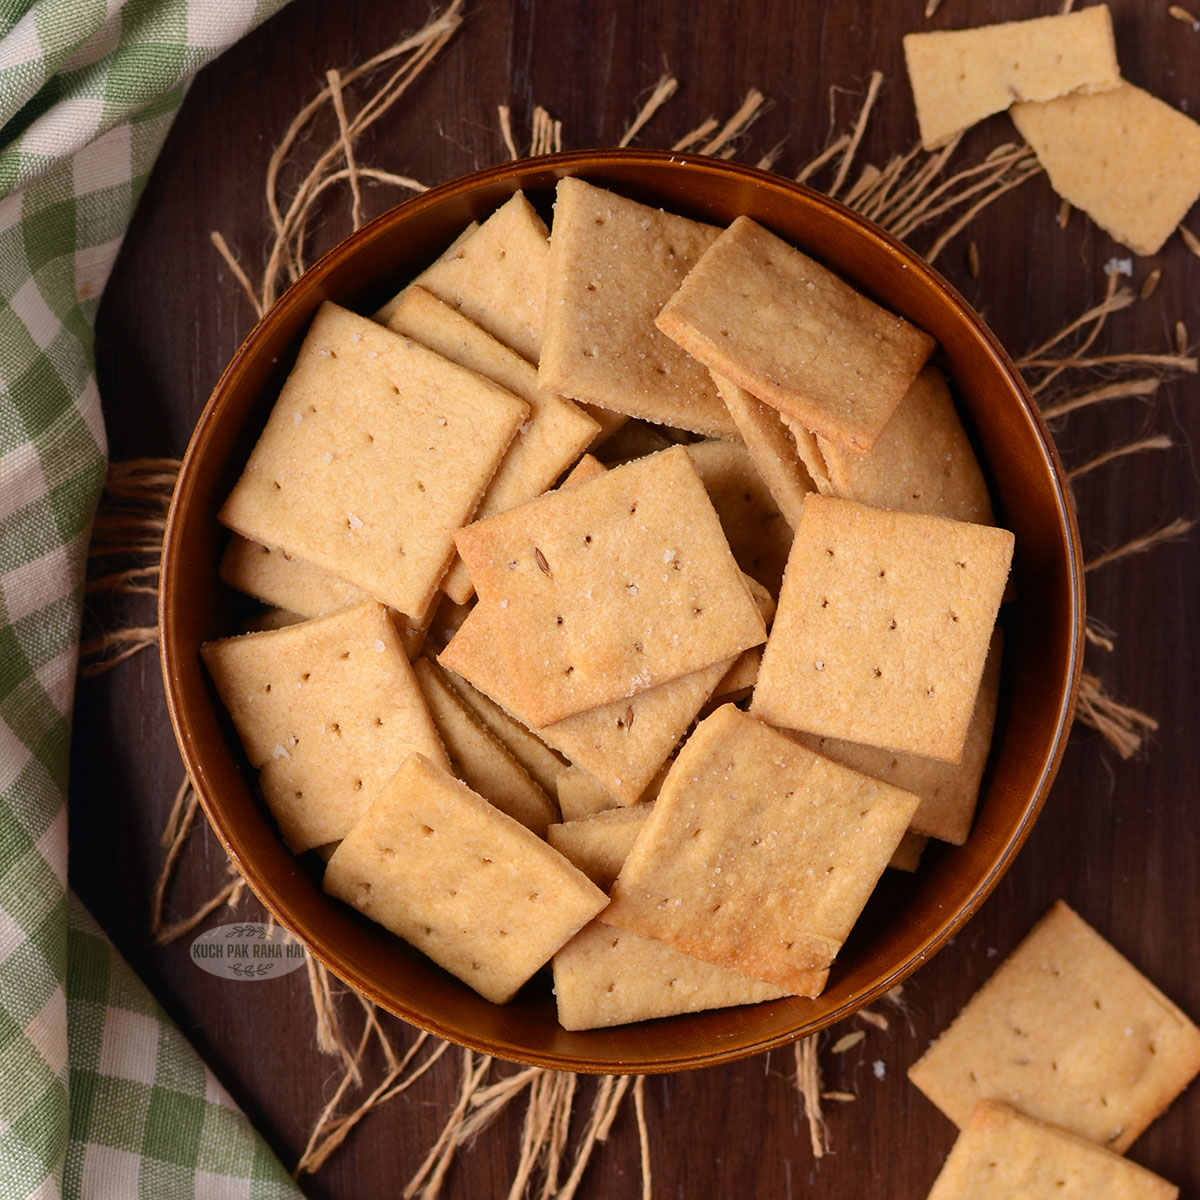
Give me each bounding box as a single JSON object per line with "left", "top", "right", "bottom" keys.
{"left": 159, "top": 150, "right": 1084, "bottom": 1074}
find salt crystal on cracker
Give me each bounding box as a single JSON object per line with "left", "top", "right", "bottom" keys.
{"left": 925, "top": 1100, "right": 1179, "bottom": 1200}
{"left": 201, "top": 602, "right": 448, "bottom": 852}
{"left": 324, "top": 753, "right": 607, "bottom": 1004}
{"left": 600, "top": 705, "right": 920, "bottom": 995}
{"left": 908, "top": 901, "right": 1200, "bottom": 1154}
{"left": 218, "top": 302, "right": 529, "bottom": 618}
{"left": 751, "top": 495, "right": 1012, "bottom": 763}
{"left": 539, "top": 176, "right": 739, "bottom": 440}
{"left": 903, "top": 5, "right": 1120, "bottom": 150}
{"left": 1012, "top": 82, "right": 1200, "bottom": 257}
{"left": 657, "top": 216, "right": 936, "bottom": 454}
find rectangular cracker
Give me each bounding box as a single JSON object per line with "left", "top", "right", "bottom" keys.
{"left": 384, "top": 285, "right": 600, "bottom": 604}
{"left": 439, "top": 669, "right": 567, "bottom": 797}
{"left": 908, "top": 901, "right": 1200, "bottom": 1153}
{"left": 656, "top": 216, "right": 936, "bottom": 454}
{"left": 220, "top": 533, "right": 373, "bottom": 617}
{"left": 412, "top": 657, "right": 556, "bottom": 837}
{"left": 816, "top": 366, "right": 994, "bottom": 525}
{"left": 601, "top": 704, "right": 920, "bottom": 994}
{"left": 383, "top": 193, "right": 550, "bottom": 363}
{"left": 1011, "top": 83, "right": 1200, "bottom": 257}
{"left": 454, "top": 445, "right": 766, "bottom": 727}
{"left": 926, "top": 1100, "right": 1179, "bottom": 1200}
{"left": 903, "top": 5, "right": 1120, "bottom": 150}
{"left": 684, "top": 439, "right": 793, "bottom": 595}
{"left": 751, "top": 495, "right": 1013, "bottom": 763}
{"left": 782, "top": 414, "right": 835, "bottom": 496}
{"left": 539, "top": 177, "right": 740, "bottom": 440}
{"left": 789, "top": 632, "right": 1002, "bottom": 845}
{"left": 323, "top": 754, "right": 607, "bottom": 1004}
{"left": 440, "top": 601, "right": 733, "bottom": 805}
{"left": 200, "top": 602, "right": 448, "bottom": 852}
{"left": 712, "top": 371, "right": 814, "bottom": 529}
{"left": 218, "top": 302, "right": 528, "bottom": 617}
{"left": 547, "top": 806, "right": 652, "bottom": 891}
{"left": 553, "top": 916, "right": 788, "bottom": 1031}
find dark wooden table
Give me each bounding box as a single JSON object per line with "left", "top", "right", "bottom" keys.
{"left": 72, "top": 1, "right": 1200, "bottom": 1196}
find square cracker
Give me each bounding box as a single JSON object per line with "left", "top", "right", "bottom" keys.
{"left": 539, "top": 177, "right": 739, "bottom": 440}
{"left": 908, "top": 901, "right": 1200, "bottom": 1153}
{"left": 454, "top": 445, "right": 766, "bottom": 727}
{"left": 816, "top": 366, "right": 994, "bottom": 526}
{"left": 601, "top": 705, "right": 920, "bottom": 995}
{"left": 657, "top": 216, "right": 936, "bottom": 454}
{"left": 555, "top": 767, "right": 621, "bottom": 822}
{"left": 553, "top": 915, "right": 787, "bottom": 1032}
{"left": 412, "top": 657, "right": 556, "bottom": 837}
{"left": 381, "top": 192, "right": 550, "bottom": 363}
{"left": 684, "top": 439, "right": 793, "bottom": 595}
{"left": 925, "top": 1101, "right": 1179, "bottom": 1200}
{"left": 218, "top": 302, "right": 528, "bottom": 618}
{"left": 789, "top": 631, "right": 1002, "bottom": 845}
{"left": 384, "top": 285, "right": 600, "bottom": 604}
{"left": 323, "top": 754, "right": 607, "bottom": 1004}
{"left": 751, "top": 495, "right": 1013, "bottom": 763}
{"left": 200, "top": 602, "right": 449, "bottom": 852}
{"left": 439, "top": 601, "right": 733, "bottom": 805}
{"left": 1011, "top": 83, "right": 1200, "bottom": 257}
{"left": 903, "top": 5, "right": 1120, "bottom": 150}
{"left": 711, "top": 372, "right": 814, "bottom": 529}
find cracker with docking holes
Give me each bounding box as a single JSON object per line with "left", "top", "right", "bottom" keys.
{"left": 903, "top": 5, "right": 1120, "bottom": 150}
{"left": 412, "top": 656, "right": 556, "bottom": 837}
{"left": 656, "top": 216, "right": 936, "bottom": 454}
{"left": 908, "top": 901, "right": 1200, "bottom": 1153}
{"left": 220, "top": 534, "right": 372, "bottom": 617}
{"left": 218, "top": 302, "right": 528, "bottom": 618}
{"left": 816, "top": 365, "right": 994, "bottom": 525}
{"left": 751, "top": 495, "right": 1012, "bottom": 763}
{"left": 539, "top": 177, "right": 739, "bottom": 440}
{"left": 925, "top": 1100, "right": 1179, "bottom": 1200}
{"left": 1011, "top": 82, "right": 1200, "bottom": 257}
{"left": 385, "top": 285, "right": 600, "bottom": 604}
{"left": 323, "top": 754, "right": 607, "bottom": 1004}
{"left": 453, "top": 445, "right": 765, "bottom": 727}
{"left": 789, "top": 632, "right": 1002, "bottom": 846}
{"left": 201, "top": 602, "right": 449, "bottom": 852}
{"left": 382, "top": 192, "right": 549, "bottom": 362}
{"left": 601, "top": 704, "right": 920, "bottom": 995}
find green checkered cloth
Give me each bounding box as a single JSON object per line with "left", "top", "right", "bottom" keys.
{"left": 0, "top": 2, "right": 303, "bottom": 1197}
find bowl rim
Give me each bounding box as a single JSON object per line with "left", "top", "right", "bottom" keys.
{"left": 160, "top": 147, "right": 1086, "bottom": 1072}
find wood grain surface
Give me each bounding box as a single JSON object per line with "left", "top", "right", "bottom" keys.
{"left": 72, "top": 1, "right": 1199, "bottom": 1196}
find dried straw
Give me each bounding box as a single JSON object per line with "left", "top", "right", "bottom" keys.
{"left": 794, "top": 1035, "right": 828, "bottom": 1158}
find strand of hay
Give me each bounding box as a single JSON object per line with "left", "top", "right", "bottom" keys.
{"left": 556, "top": 1076, "right": 633, "bottom": 1200}
{"left": 149, "top": 778, "right": 200, "bottom": 939}
{"left": 1042, "top": 377, "right": 1161, "bottom": 421}
{"left": 1084, "top": 518, "right": 1196, "bottom": 575}
{"left": 794, "top": 1035, "right": 828, "bottom": 1158}
{"left": 827, "top": 71, "right": 883, "bottom": 200}
{"left": 1076, "top": 673, "right": 1159, "bottom": 760}
{"left": 633, "top": 1077, "right": 652, "bottom": 1200}
{"left": 620, "top": 74, "right": 679, "bottom": 147}
{"left": 1068, "top": 435, "right": 1173, "bottom": 481}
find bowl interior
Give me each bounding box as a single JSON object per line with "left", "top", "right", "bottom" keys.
{"left": 160, "top": 150, "right": 1083, "bottom": 1073}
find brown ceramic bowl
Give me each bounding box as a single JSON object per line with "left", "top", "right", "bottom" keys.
{"left": 160, "top": 150, "right": 1084, "bottom": 1073}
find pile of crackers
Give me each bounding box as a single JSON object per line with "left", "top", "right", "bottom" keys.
{"left": 203, "top": 177, "right": 1016, "bottom": 1032}
{"left": 904, "top": 3, "right": 1200, "bottom": 256}
{"left": 909, "top": 900, "right": 1200, "bottom": 1197}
